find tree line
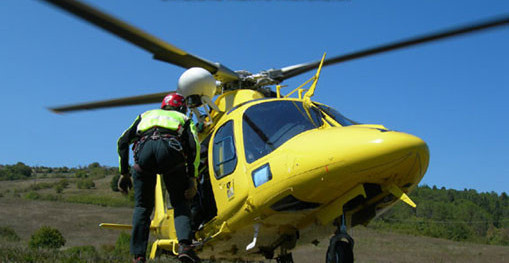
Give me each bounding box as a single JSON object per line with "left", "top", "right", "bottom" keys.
{"left": 371, "top": 185, "right": 509, "bottom": 245}
{"left": 0, "top": 162, "right": 117, "bottom": 181}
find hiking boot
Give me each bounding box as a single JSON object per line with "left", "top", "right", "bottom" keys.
{"left": 133, "top": 256, "right": 146, "bottom": 263}
{"left": 178, "top": 244, "right": 201, "bottom": 263}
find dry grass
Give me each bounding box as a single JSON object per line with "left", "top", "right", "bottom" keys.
{"left": 0, "top": 197, "right": 131, "bottom": 248}
{"left": 293, "top": 226, "right": 509, "bottom": 263}
{"left": 0, "top": 177, "right": 508, "bottom": 262}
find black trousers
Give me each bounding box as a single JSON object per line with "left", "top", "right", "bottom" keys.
{"left": 130, "top": 139, "right": 191, "bottom": 257}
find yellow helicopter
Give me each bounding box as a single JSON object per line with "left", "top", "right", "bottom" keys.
{"left": 41, "top": 0, "right": 509, "bottom": 262}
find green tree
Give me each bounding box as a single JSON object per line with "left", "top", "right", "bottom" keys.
{"left": 13, "top": 162, "right": 32, "bottom": 177}
{"left": 88, "top": 162, "right": 101, "bottom": 169}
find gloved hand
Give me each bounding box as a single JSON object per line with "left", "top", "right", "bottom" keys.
{"left": 184, "top": 177, "right": 197, "bottom": 200}
{"left": 117, "top": 174, "right": 133, "bottom": 194}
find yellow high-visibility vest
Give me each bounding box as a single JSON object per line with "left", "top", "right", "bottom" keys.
{"left": 136, "top": 109, "right": 188, "bottom": 134}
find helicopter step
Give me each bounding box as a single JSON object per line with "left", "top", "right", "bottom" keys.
{"left": 326, "top": 214, "right": 354, "bottom": 263}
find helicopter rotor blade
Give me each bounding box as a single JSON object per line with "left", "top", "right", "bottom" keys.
{"left": 49, "top": 91, "right": 171, "bottom": 113}
{"left": 275, "top": 14, "right": 509, "bottom": 81}
{"left": 40, "top": 0, "right": 239, "bottom": 82}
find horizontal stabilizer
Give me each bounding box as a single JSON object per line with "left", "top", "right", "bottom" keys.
{"left": 99, "top": 223, "right": 132, "bottom": 230}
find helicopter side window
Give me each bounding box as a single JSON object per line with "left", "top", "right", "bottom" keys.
{"left": 315, "top": 103, "right": 357, "bottom": 126}
{"left": 213, "top": 121, "right": 237, "bottom": 179}
{"left": 243, "top": 100, "right": 323, "bottom": 163}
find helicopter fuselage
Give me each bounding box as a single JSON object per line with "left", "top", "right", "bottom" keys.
{"left": 190, "top": 90, "right": 429, "bottom": 259}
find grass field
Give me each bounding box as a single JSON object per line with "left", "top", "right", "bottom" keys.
{"left": 1, "top": 175, "right": 507, "bottom": 262}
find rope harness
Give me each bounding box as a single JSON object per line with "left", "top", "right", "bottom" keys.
{"left": 133, "top": 129, "right": 186, "bottom": 163}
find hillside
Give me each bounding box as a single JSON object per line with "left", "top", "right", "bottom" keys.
{"left": 370, "top": 185, "right": 509, "bottom": 245}
{"left": 0, "top": 163, "right": 508, "bottom": 262}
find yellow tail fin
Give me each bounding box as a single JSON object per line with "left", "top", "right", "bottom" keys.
{"left": 150, "top": 174, "right": 177, "bottom": 240}
{"left": 153, "top": 174, "right": 166, "bottom": 223}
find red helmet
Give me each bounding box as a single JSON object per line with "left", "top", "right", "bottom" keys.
{"left": 161, "top": 92, "right": 186, "bottom": 112}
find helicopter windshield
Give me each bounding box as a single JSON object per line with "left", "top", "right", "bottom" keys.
{"left": 243, "top": 100, "right": 323, "bottom": 163}
{"left": 314, "top": 103, "right": 357, "bottom": 126}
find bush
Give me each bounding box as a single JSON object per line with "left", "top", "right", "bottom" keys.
{"left": 55, "top": 184, "right": 64, "bottom": 194}
{"left": 89, "top": 168, "right": 107, "bottom": 179}
{"left": 487, "top": 227, "right": 509, "bottom": 245}
{"left": 29, "top": 226, "right": 66, "bottom": 249}
{"left": 0, "top": 226, "right": 20, "bottom": 242}
{"left": 76, "top": 179, "right": 95, "bottom": 189}
{"left": 75, "top": 170, "right": 88, "bottom": 178}
{"left": 28, "top": 182, "right": 53, "bottom": 191}
{"left": 110, "top": 174, "right": 120, "bottom": 192}
{"left": 58, "top": 179, "right": 69, "bottom": 188}
{"left": 25, "top": 191, "right": 40, "bottom": 200}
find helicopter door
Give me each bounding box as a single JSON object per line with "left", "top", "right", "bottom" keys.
{"left": 209, "top": 120, "right": 248, "bottom": 219}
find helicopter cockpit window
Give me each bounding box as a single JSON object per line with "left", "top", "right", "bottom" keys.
{"left": 315, "top": 103, "right": 356, "bottom": 126}
{"left": 243, "top": 100, "right": 323, "bottom": 163}
{"left": 213, "top": 121, "right": 237, "bottom": 179}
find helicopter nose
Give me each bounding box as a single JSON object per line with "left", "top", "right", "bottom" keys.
{"left": 270, "top": 125, "right": 429, "bottom": 203}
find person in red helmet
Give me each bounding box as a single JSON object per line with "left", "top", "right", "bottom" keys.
{"left": 117, "top": 92, "right": 201, "bottom": 263}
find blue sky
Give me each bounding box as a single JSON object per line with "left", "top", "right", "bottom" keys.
{"left": 1, "top": 0, "right": 508, "bottom": 193}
